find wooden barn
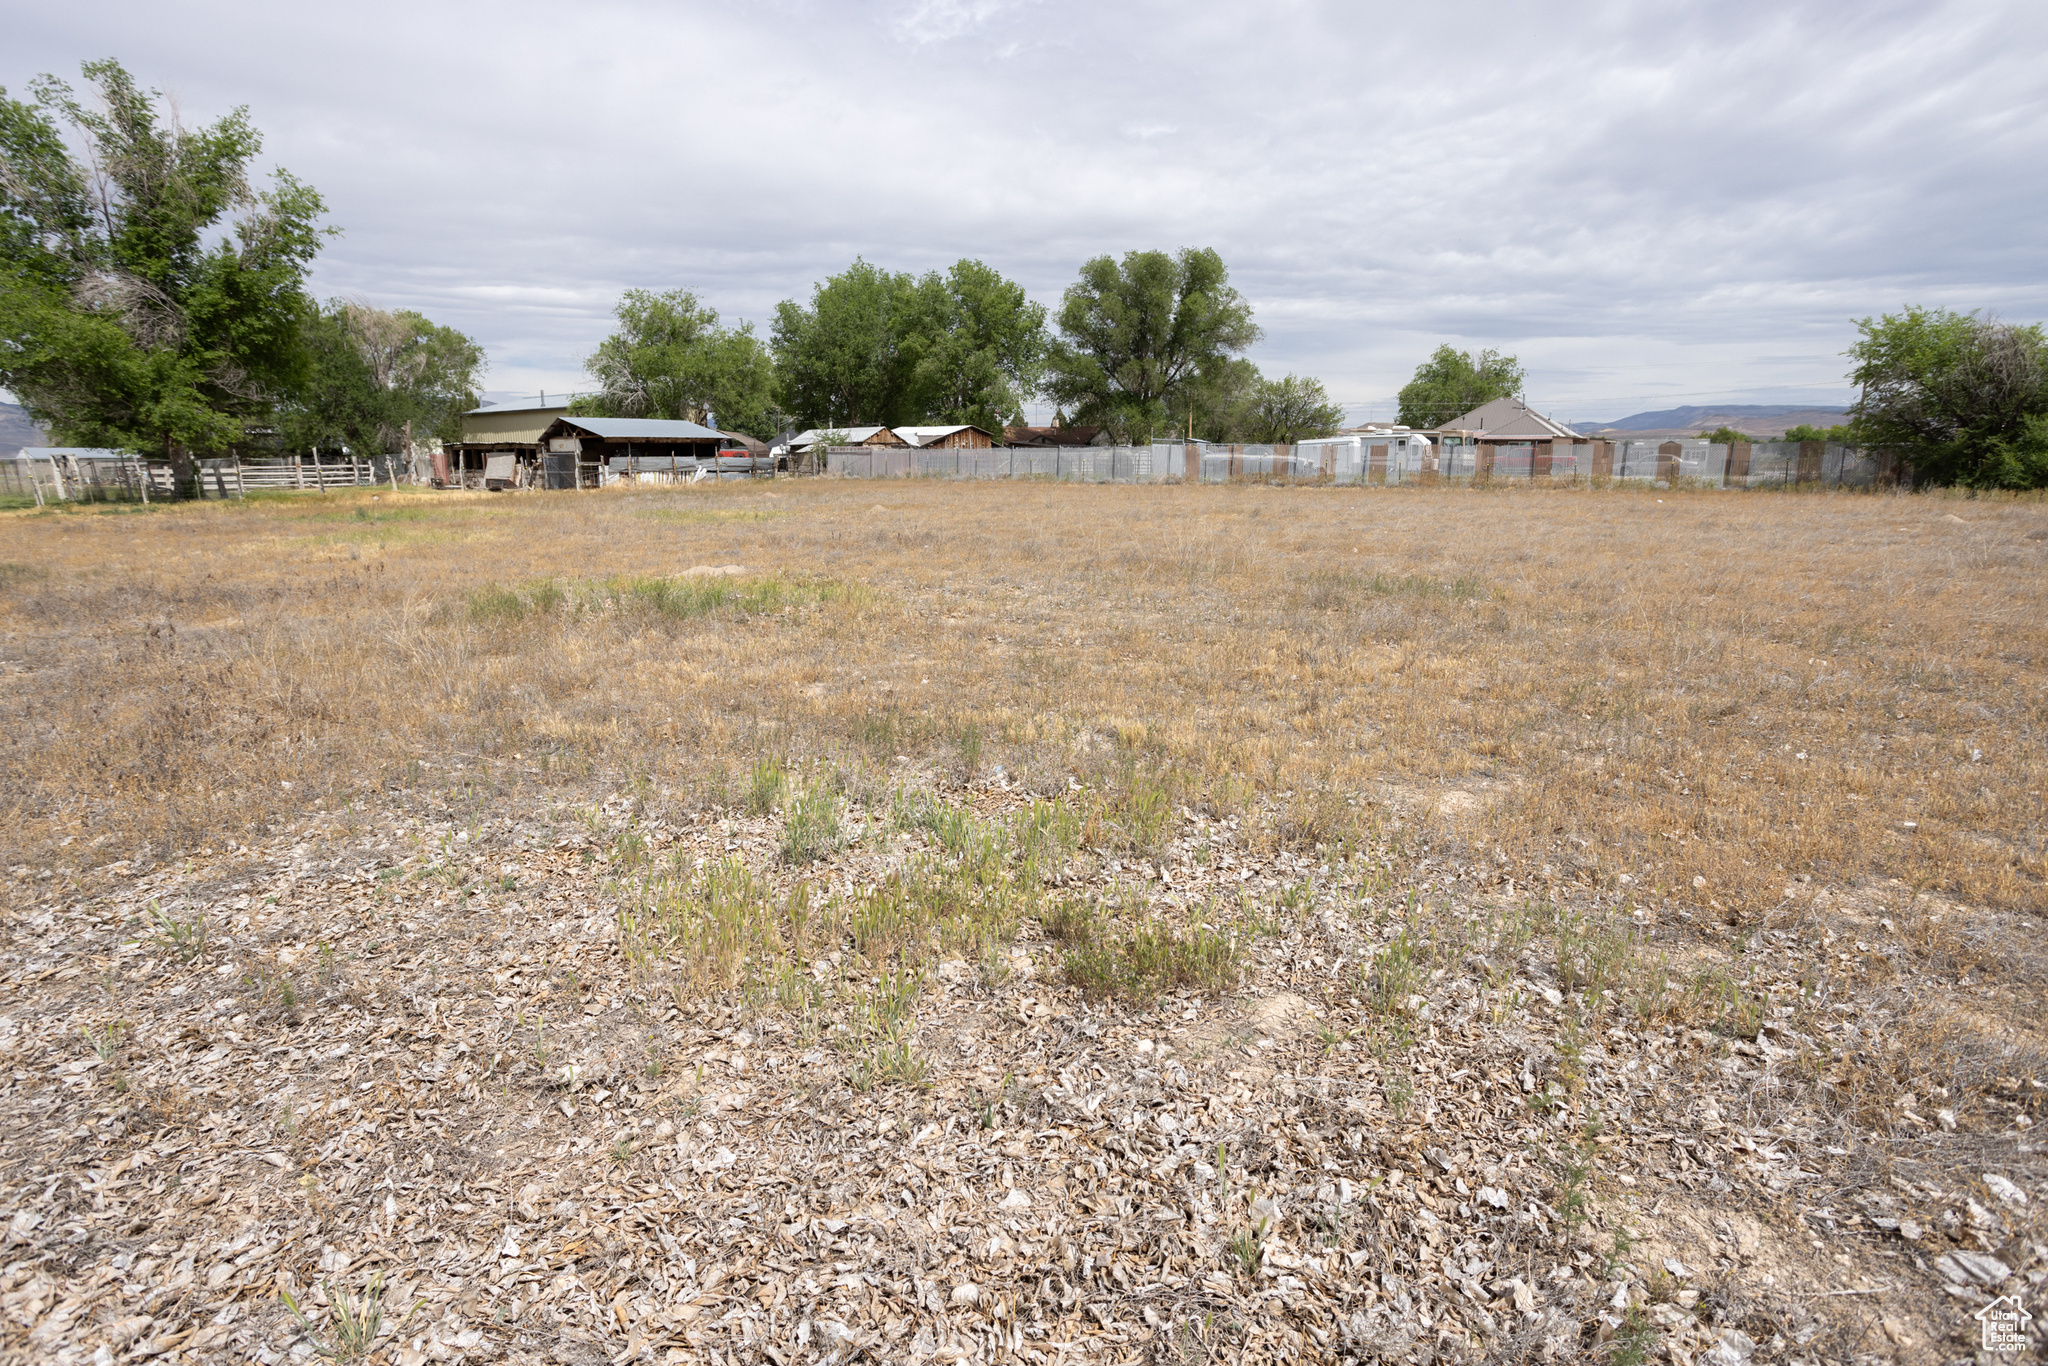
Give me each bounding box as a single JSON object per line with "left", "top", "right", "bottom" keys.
{"left": 445, "top": 395, "right": 574, "bottom": 484}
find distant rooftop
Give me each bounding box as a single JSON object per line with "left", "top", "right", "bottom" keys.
{"left": 894, "top": 425, "right": 986, "bottom": 446}
{"left": 785, "top": 427, "right": 891, "bottom": 447}
{"left": 463, "top": 394, "right": 588, "bottom": 416}
{"left": 1441, "top": 397, "right": 1580, "bottom": 441}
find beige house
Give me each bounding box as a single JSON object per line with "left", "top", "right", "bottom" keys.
{"left": 1439, "top": 396, "right": 1580, "bottom": 445}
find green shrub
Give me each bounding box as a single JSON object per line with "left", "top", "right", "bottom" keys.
{"left": 781, "top": 781, "right": 842, "bottom": 863}
{"left": 1062, "top": 912, "right": 1243, "bottom": 1003}
{"left": 466, "top": 583, "right": 527, "bottom": 624}
{"left": 746, "top": 759, "right": 785, "bottom": 815}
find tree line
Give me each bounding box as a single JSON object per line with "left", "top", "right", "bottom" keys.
{"left": 575, "top": 248, "right": 1347, "bottom": 445}
{"left": 4, "top": 63, "right": 2042, "bottom": 484}
{"left": 0, "top": 62, "right": 1345, "bottom": 461}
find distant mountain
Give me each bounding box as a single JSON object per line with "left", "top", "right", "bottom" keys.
{"left": 1582, "top": 404, "right": 1850, "bottom": 437}
{"left": 0, "top": 401, "right": 49, "bottom": 456}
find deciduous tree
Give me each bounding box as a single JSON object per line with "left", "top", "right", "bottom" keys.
{"left": 1849, "top": 307, "right": 2048, "bottom": 488}
{"left": 1239, "top": 374, "right": 1346, "bottom": 444}
{"left": 281, "top": 298, "right": 485, "bottom": 453}
{"left": 1395, "top": 345, "right": 1523, "bottom": 429}
{"left": 771, "top": 260, "right": 918, "bottom": 428}
{"left": 1779, "top": 423, "right": 1854, "bottom": 444}
{"left": 1045, "top": 248, "right": 1261, "bottom": 441}
{"left": 0, "top": 61, "right": 329, "bottom": 473}
{"left": 1188, "top": 363, "right": 1347, "bottom": 444}
{"left": 899, "top": 259, "right": 1046, "bottom": 432}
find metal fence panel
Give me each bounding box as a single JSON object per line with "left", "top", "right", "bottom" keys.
{"left": 820, "top": 444, "right": 1175, "bottom": 482}
{"left": 788, "top": 438, "right": 1903, "bottom": 492}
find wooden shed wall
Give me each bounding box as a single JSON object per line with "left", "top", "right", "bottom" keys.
{"left": 924, "top": 428, "right": 994, "bottom": 449}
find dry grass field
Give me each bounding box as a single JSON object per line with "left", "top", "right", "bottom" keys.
{"left": 0, "top": 479, "right": 2042, "bottom": 1366}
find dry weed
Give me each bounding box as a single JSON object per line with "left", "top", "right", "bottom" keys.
{"left": 0, "top": 481, "right": 2043, "bottom": 1363}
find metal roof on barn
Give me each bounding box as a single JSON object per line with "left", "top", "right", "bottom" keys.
{"left": 549, "top": 417, "right": 729, "bottom": 441}
{"left": 463, "top": 395, "right": 583, "bottom": 416}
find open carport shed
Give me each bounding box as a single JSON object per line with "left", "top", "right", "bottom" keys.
{"left": 536, "top": 416, "right": 753, "bottom": 488}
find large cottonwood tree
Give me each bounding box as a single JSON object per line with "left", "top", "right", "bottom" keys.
{"left": 0, "top": 61, "right": 329, "bottom": 466}
{"left": 771, "top": 257, "right": 1044, "bottom": 431}
{"left": 1394, "top": 345, "right": 1524, "bottom": 430}
{"left": 771, "top": 259, "right": 919, "bottom": 428}
{"left": 1044, "top": 248, "right": 1261, "bottom": 441}
{"left": 897, "top": 259, "right": 1046, "bottom": 433}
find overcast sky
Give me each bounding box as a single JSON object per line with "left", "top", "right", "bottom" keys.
{"left": 9, "top": 0, "right": 2046, "bottom": 424}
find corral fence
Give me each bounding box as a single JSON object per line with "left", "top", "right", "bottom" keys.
{"left": 0, "top": 452, "right": 167, "bottom": 504}
{"left": 598, "top": 452, "right": 779, "bottom": 487}
{"left": 1, "top": 452, "right": 401, "bottom": 503}
{"left": 813, "top": 438, "right": 1903, "bottom": 489}
{"left": 192, "top": 456, "right": 399, "bottom": 498}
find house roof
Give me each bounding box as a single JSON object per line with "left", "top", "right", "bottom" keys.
{"left": 548, "top": 417, "right": 728, "bottom": 441}
{"left": 1442, "top": 397, "right": 1580, "bottom": 440}
{"left": 463, "top": 395, "right": 578, "bottom": 416}
{"left": 14, "top": 447, "right": 131, "bottom": 459}
{"left": 1298, "top": 431, "right": 1432, "bottom": 446}
{"left": 787, "top": 427, "right": 890, "bottom": 447}
{"left": 893, "top": 424, "right": 997, "bottom": 446}
{"left": 894, "top": 425, "right": 963, "bottom": 446}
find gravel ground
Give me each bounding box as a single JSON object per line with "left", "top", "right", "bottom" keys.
{"left": 2, "top": 776, "right": 2042, "bottom": 1365}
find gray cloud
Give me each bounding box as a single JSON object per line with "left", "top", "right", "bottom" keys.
{"left": 7, "top": 0, "right": 2043, "bottom": 422}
